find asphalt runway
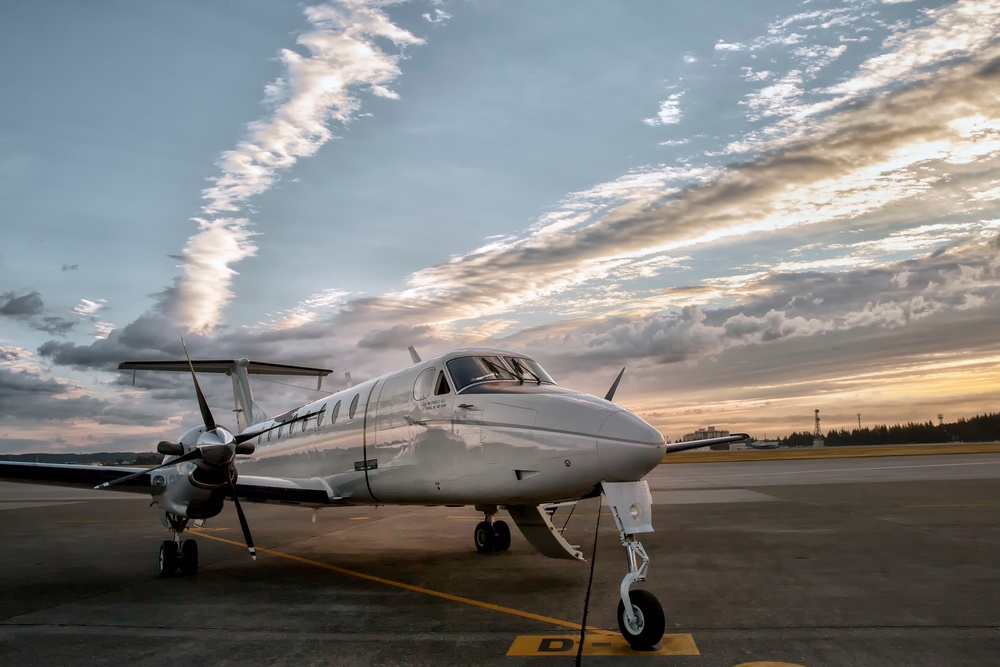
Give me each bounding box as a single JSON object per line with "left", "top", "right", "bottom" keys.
{"left": 2, "top": 453, "right": 999, "bottom": 666}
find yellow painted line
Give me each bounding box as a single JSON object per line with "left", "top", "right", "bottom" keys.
{"left": 188, "top": 527, "right": 230, "bottom": 532}
{"left": 506, "top": 633, "right": 698, "bottom": 656}
{"left": 348, "top": 517, "right": 371, "bottom": 521}
{"left": 56, "top": 519, "right": 150, "bottom": 523}
{"left": 446, "top": 513, "right": 613, "bottom": 520}
{"left": 197, "top": 533, "right": 614, "bottom": 635}
{"left": 663, "top": 442, "right": 1000, "bottom": 463}
{"left": 903, "top": 503, "right": 1000, "bottom": 508}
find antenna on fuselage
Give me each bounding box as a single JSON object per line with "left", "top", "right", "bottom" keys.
{"left": 345, "top": 372, "right": 353, "bottom": 388}
{"left": 408, "top": 346, "right": 422, "bottom": 364}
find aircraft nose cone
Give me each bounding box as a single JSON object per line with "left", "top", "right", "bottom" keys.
{"left": 597, "top": 410, "right": 664, "bottom": 481}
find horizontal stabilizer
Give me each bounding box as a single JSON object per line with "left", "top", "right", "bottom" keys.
{"left": 119, "top": 359, "right": 331, "bottom": 377}
{"left": 506, "top": 504, "right": 585, "bottom": 561}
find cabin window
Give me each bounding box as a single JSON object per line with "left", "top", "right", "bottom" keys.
{"left": 434, "top": 371, "right": 450, "bottom": 396}
{"left": 413, "top": 368, "right": 436, "bottom": 401}
{"left": 349, "top": 394, "right": 359, "bottom": 419}
{"left": 445, "top": 356, "right": 516, "bottom": 392}
{"left": 316, "top": 405, "right": 326, "bottom": 428}
{"left": 331, "top": 400, "right": 341, "bottom": 424}
{"left": 277, "top": 423, "right": 284, "bottom": 439}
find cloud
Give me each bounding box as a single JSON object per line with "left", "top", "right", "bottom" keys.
{"left": 0, "top": 291, "right": 76, "bottom": 335}
{"left": 335, "top": 42, "right": 1000, "bottom": 332}
{"left": 830, "top": 0, "right": 1000, "bottom": 96}
{"left": 643, "top": 92, "right": 685, "bottom": 126}
{"left": 0, "top": 291, "right": 44, "bottom": 317}
{"left": 165, "top": 1, "right": 426, "bottom": 333}
{"left": 72, "top": 298, "right": 107, "bottom": 316}
{"left": 422, "top": 8, "right": 451, "bottom": 24}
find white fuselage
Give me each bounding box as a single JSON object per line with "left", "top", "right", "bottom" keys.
{"left": 235, "top": 348, "right": 664, "bottom": 506}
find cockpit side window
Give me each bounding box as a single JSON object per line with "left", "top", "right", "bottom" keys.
{"left": 414, "top": 368, "right": 436, "bottom": 401}
{"left": 434, "top": 371, "right": 450, "bottom": 396}
{"left": 446, "top": 356, "right": 517, "bottom": 392}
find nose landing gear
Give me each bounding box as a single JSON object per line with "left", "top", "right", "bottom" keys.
{"left": 602, "top": 481, "right": 665, "bottom": 650}
{"left": 473, "top": 505, "right": 511, "bottom": 553}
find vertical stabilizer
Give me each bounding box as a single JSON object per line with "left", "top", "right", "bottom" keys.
{"left": 230, "top": 359, "right": 268, "bottom": 431}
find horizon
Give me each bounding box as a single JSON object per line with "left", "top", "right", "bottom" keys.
{"left": 2, "top": 0, "right": 999, "bottom": 453}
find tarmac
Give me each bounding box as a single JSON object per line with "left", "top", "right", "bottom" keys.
{"left": 1, "top": 452, "right": 998, "bottom": 666}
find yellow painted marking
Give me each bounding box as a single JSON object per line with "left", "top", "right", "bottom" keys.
{"left": 56, "top": 519, "right": 150, "bottom": 523}
{"left": 733, "top": 663, "right": 807, "bottom": 667}
{"left": 348, "top": 517, "right": 371, "bottom": 521}
{"left": 197, "top": 532, "right": 614, "bottom": 635}
{"left": 903, "top": 503, "right": 1000, "bottom": 508}
{"left": 506, "top": 634, "right": 698, "bottom": 656}
{"left": 188, "top": 527, "right": 230, "bottom": 532}
{"left": 446, "top": 513, "right": 612, "bottom": 520}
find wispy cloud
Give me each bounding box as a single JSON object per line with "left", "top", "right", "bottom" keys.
{"left": 167, "top": 1, "right": 426, "bottom": 332}
{"left": 643, "top": 91, "right": 685, "bottom": 126}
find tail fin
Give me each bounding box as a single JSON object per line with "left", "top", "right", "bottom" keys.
{"left": 119, "top": 359, "right": 332, "bottom": 432}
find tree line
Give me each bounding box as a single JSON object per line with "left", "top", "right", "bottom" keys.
{"left": 779, "top": 412, "right": 1000, "bottom": 447}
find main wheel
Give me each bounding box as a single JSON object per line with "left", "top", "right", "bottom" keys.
{"left": 159, "top": 540, "right": 178, "bottom": 577}
{"left": 474, "top": 521, "right": 495, "bottom": 553}
{"left": 616, "top": 589, "right": 665, "bottom": 650}
{"left": 179, "top": 539, "right": 199, "bottom": 576}
{"left": 493, "top": 520, "right": 511, "bottom": 552}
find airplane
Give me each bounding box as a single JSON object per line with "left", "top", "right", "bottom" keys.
{"left": 0, "top": 345, "right": 748, "bottom": 649}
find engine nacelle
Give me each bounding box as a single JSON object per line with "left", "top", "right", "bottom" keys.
{"left": 150, "top": 461, "right": 227, "bottom": 520}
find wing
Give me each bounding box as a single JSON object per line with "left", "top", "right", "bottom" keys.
{"left": 663, "top": 433, "right": 750, "bottom": 454}
{"left": 0, "top": 461, "right": 153, "bottom": 492}
{"left": 0, "top": 461, "right": 342, "bottom": 506}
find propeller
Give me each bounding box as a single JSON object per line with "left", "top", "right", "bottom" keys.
{"left": 97, "top": 341, "right": 324, "bottom": 559}
{"left": 604, "top": 367, "right": 625, "bottom": 402}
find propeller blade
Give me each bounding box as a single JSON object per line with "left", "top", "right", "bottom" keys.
{"left": 94, "top": 448, "right": 202, "bottom": 490}
{"left": 181, "top": 338, "right": 217, "bottom": 432}
{"left": 228, "top": 472, "right": 256, "bottom": 560}
{"left": 604, "top": 367, "right": 625, "bottom": 402}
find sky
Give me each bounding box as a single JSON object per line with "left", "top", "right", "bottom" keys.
{"left": 1, "top": 0, "right": 999, "bottom": 453}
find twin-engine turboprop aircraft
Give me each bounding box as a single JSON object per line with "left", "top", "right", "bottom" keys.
{"left": 0, "top": 346, "right": 747, "bottom": 649}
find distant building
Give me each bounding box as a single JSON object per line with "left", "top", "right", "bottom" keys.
{"left": 682, "top": 426, "right": 731, "bottom": 450}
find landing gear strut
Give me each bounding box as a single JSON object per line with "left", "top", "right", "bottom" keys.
{"left": 601, "top": 481, "right": 665, "bottom": 650}
{"left": 473, "top": 505, "right": 511, "bottom": 553}
{"left": 159, "top": 512, "right": 199, "bottom": 577}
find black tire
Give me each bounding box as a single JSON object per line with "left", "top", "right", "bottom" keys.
{"left": 493, "top": 520, "right": 511, "bottom": 552}
{"left": 616, "top": 589, "right": 665, "bottom": 650}
{"left": 159, "top": 540, "right": 178, "bottom": 577}
{"left": 179, "top": 539, "right": 199, "bottom": 576}
{"left": 474, "top": 521, "right": 495, "bottom": 553}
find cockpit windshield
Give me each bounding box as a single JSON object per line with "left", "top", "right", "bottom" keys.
{"left": 446, "top": 356, "right": 517, "bottom": 391}
{"left": 503, "top": 356, "right": 556, "bottom": 385}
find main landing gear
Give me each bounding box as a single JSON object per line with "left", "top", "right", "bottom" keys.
{"left": 158, "top": 512, "right": 199, "bottom": 577}
{"left": 602, "top": 481, "right": 666, "bottom": 651}
{"left": 473, "top": 505, "right": 511, "bottom": 553}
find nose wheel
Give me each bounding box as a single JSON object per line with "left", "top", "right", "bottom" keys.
{"left": 473, "top": 505, "right": 511, "bottom": 553}
{"left": 159, "top": 513, "right": 199, "bottom": 577}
